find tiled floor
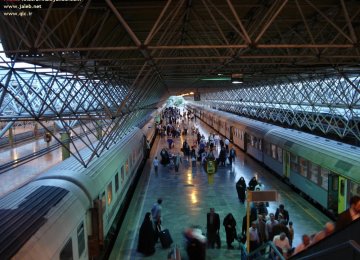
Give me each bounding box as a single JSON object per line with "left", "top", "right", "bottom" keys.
{"left": 109, "top": 119, "right": 330, "bottom": 260}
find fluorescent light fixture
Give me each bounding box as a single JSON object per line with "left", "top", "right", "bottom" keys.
{"left": 231, "top": 73, "right": 244, "bottom": 84}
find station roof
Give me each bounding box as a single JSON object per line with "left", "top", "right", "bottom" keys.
{"left": 0, "top": 0, "right": 360, "bottom": 95}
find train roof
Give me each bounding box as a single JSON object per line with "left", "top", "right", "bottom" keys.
{"left": 0, "top": 184, "right": 69, "bottom": 259}
{"left": 266, "top": 128, "right": 360, "bottom": 182}
{"left": 37, "top": 127, "right": 142, "bottom": 200}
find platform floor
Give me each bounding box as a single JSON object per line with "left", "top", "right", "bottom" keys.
{"left": 109, "top": 119, "right": 330, "bottom": 260}
{"left": 0, "top": 130, "right": 97, "bottom": 197}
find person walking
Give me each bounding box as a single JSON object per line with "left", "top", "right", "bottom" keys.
{"left": 153, "top": 156, "right": 159, "bottom": 173}
{"left": 151, "top": 198, "right": 163, "bottom": 242}
{"left": 137, "top": 212, "right": 156, "bottom": 256}
{"left": 223, "top": 213, "right": 237, "bottom": 249}
{"left": 229, "top": 146, "right": 236, "bottom": 165}
{"left": 206, "top": 208, "right": 221, "bottom": 249}
{"left": 236, "top": 177, "right": 247, "bottom": 203}
{"left": 174, "top": 152, "right": 182, "bottom": 172}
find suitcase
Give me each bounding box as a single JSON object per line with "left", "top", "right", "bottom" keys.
{"left": 159, "top": 228, "right": 173, "bottom": 248}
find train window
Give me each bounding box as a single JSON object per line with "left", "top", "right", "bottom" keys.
{"left": 264, "top": 142, "right": 270, "bottom": 156}
{"left": 115, "top": 172, "right": 119, "bottom": 192}
{"left": 277, "top": 147, "right": 282, "bottom": 163}
{"left": 77, "top": 222, "right": 85, "bottom": 258}
{"left": 340, "top": 179, "right": 345, "bottom": 196}
{"left": 107, "top": 182, "right": 112, "bottom": 205}
{"left": 309, "top": 162, "right": 319, "bottom": 184}
{"left": 102, "top": 192, "right": 106, "bottom": 215}
{"left": 258, "top": 139, "right": 262, "bottom": 150}
{"left": 60, "top": 238, "right": 73, "bottom": 260}
{"left": 299, "top": 157, "right": 308, "bottom": 177}
{"left": 271, "top": 144, "right": 277, "bottom": 159}
{"left": 349, "top": 181, "right": 359, "bottom": 203}
{"left": 331, "top": 174, "right": 338, "bottom": 191}
{"left": 320, "top": 168, "right": 329, "bottom": 190}
{"left": 129, "top": 155, "right": 132, "bottom": 168}
{"left": 121, "top": 166, "right": 124, "bottom": 184}
{"left": 126, "top": 159, "right": 129, "bottom": 174}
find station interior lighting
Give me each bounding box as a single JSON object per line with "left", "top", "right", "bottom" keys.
{"left": 179, "top": 92, "right": 194, "bottom": 97}
{"left": 231, "top": 73, "right": 244, "bottom": 84}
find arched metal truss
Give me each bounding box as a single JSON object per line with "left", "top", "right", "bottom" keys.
{"left": 195, "top": 71, "right": 360, "bottom": 145}
{"left": 0, "top": 58, "right": 167, "bottom": 167}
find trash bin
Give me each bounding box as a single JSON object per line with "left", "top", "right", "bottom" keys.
{"left": 206, "top": 159, "right": 216, "bottom": 174}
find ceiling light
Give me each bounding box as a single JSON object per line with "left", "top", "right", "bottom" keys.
{"left": 231, "top": 73, "right": 244, "bottom": 84}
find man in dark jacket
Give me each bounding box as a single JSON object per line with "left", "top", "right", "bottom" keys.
{"left": 335, "top": 195, "right": 360, "bottom": 231}
{"left": 207, "top": 208, "right": 221, "bottom": 248}
{"left": 275, "top": 204, "right": 290, "bottom": 225}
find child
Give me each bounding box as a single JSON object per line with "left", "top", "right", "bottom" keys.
{"left": 153, "top": 156, "right": 159, "bottom": 173}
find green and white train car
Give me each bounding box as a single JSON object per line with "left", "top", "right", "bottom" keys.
{"left": 265, "top": 128, "right": 360, "bottom": 215}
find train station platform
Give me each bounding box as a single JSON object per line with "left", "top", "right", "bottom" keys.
{"left": 109, "top": 118, "right": 331, "bottom": 259}
{"left": 0, "top": 129, "right": 98, "bottom": 197}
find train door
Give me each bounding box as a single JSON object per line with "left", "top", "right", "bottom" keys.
{"left": 338, "top": 176, "right": 347, "bottom": 213}
{"left": 283, "top": 151, "right": 290, "bottom": 178}
{"left": 229, "top": 126, "right": 234, "bottom": 142}
{"left": 328, "top": 173, "right": 339, "bottom": 214}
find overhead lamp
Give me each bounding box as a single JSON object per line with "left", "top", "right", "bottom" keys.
{"left": 231, "top": 73, "right": 244, "bottom": 84}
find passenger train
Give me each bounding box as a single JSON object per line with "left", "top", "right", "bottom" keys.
{"left": 0, "top": 116, "right": 157, "bottom": 259}
{"left": 188, "top": 104, "right": 360, "bottom": 217}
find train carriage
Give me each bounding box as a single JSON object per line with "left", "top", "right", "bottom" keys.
{"left": 265, "top": 128, "right": 360, "bottom": 215}
{"left": 0, "top": 117, "right": 155, "bottom": 259}
{"left": 188, "top": 103, "right": 360, "bottom": 218}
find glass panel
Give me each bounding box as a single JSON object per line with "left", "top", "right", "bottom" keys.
{"left": 309, "top": 162, "right": 319, "bottom": 183}
{"left": 102, "top": 192, "right": 106, "bottom": 215}
{"left": 290, "top": 153, "right": 299, "bottom": 172}
{"left": 121, "top": 166, "right": 124, "bottom": 184}
{"left": 277, "top": 147, "right": 282, "bottom": 163}
{"left": 125, "top": 159, "right": 129, "bottom": 174}
{"left": 340, "top": 179, "right": 345, "bottom": 196}
{"left": 349, "top": 181, "right": 360, "bottom": 202}
{"left": 60, "top": 239, "right": 73, "bottom": 260}
{"left": 115, "top": 172, "right": 119, "bottom": 192}
{"left": 271, "top": 144, "right": 277, "bottom": 159}
{"left": 299, "top": 157, "right": 308, "bottom": 177}
{"left": 107, "top": 182, "right": 112, "bottom": 205}
{"left": 320, "top": 168, "right": 329, "bottom": 190}
{"left": 77, "top": 222, "right": 85, "bottom": 258}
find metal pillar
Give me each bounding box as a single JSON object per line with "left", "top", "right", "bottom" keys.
{"left": 60, "top": 132, "right": 71, "bottom": 160}
{"left": 34, "top": 123, "right": 39, "bottom": 139}
{"left": 8, "top": 127, "right": 14, "bottom": 146}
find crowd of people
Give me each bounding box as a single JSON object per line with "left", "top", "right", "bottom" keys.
{"left": 139, "top": 107, "right": 360, "bottom": 259}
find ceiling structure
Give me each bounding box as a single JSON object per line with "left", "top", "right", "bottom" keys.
{"left": 0, "top": 0, "right": 360, "bottom": 165}
{"left": 1, "top": 0, "right": 360, "bottom": 92}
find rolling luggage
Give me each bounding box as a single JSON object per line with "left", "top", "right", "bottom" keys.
{"left": 159, "top": 228, "right": 173, "bottom": 248}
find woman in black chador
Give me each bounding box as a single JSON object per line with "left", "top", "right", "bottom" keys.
{"left": 236, "top": 177, "right": 247, "bottom": 203}
{"left": 137, "top": 212, "right": 156, "bottom": 256}
{"left": 248, "top": 176, "right": 258, "bottom": 191}
{"left": 223, "top": 213, "right": 237, "bottom": 249}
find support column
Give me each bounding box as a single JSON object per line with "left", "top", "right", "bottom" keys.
{"left": 60, "top": 132, "right": 71, "bottom": 160}
{"left": 53, "top": 122, "right": 57, "bottom": 135}
{"left": 34, "top": 123, "right": 39, "bottom": 139}
{"left": 8, "top": 127, "right": 14, "bottom": 146}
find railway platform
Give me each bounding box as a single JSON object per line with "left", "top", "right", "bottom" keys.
{"left": 109, "top": 118, "right": 331, "bottom": 259}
